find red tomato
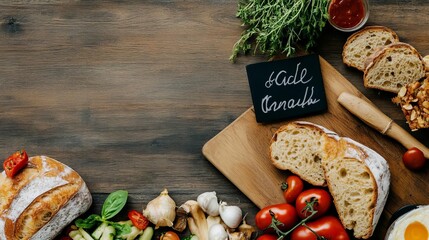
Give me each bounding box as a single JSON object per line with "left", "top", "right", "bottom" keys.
{"left": 128, "top": 210, "right": 149, "bottom": 230}
{"left": 3, "top": 150, "right": 28, "bottom": 178}
{"left": 282, "top": 175, "right": 304, "bottom": 203}
{"left": 402, "top": 147, "right": 427, "bottom": 170}
{"left": 255, "top": 203, "right": 298, "bottom": 231}
{"left": 160, "top": 231, "right": 180, "bottom": 240}
{"left": 295, "top": 188, "right": 332, "bottom": 220}
{"left": 291, "top": 216, "right": 349, "bottom": 240}
{"left": 256, "top": 234, "right": 278, "bottom": 240}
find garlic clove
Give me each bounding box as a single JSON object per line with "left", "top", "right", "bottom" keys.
{"left": 208, "top": 223, "right": 228, "bottom": 240}
{"left": 197, "top": 191, "right": 220, "bottom": 216}
{"left": 219, "top": 201, "right": 243, "bottom": 229}
{"left": 206, "top": 215, "right": 222, "bottom": 230}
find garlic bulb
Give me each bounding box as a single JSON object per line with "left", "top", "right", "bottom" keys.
{"left": 219, "top": 201, "right": 242, "bottom": 229}
{"left": 143, "top": 188, "right": 176, "bottom": 229}
{"left": 208, "top": 223, "right": 228, "bottom": 240}
{"left": 197, "top": 191, "right": 220, "bottom": 216}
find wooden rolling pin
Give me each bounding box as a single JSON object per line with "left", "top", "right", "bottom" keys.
{"left": 337, "top": 92, "right": 429, "bottom": 159}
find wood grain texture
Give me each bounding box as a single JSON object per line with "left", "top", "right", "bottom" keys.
{"left": 0, "top": 0, "right": 428, "bottom": 239}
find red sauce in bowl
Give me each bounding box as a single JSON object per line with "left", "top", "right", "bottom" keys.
{"left": 329, "top": 0, "right": 366, "bottom": 29}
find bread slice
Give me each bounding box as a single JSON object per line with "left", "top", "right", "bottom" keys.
{"left": 364, "top": 42, "right": 426, "bottom": 93}
{"left": 270, "top": 121, "right": 390, "bottom": 239}
{"left": 342, "top": 26, "right": 399, "bottom": 71}
{"left": 270, "top": 121, "right": 338, "bottom": 186}
{"left": 322, "top": 136, "right": 390, "bottom": 239}
{"left": 0, "top": 156, "right": 92, "bottom": 240}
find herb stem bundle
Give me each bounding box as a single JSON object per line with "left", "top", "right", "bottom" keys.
{"left": 230, "top": 0, "right": 329, "bottom": 62}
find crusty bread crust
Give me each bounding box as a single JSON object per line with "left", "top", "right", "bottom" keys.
{"left": 342, "top": 26, "right": 399, "bottom": 71}
{"left": 322, "top": 136, "right": 390, "bottom": 239}
{"left": 270, "top": 121, "right": 390, "bottom": 239}
{"left": 363, "top": 42, "right": 426, "bottom": 93}
{"left": 0, "top": 156, "right": 92, "bottom": 240}
{"left": 31, "top": 182, "right": 92, "bottom": 240}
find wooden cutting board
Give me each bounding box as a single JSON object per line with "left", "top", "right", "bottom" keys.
{"left": 202, "top": 56, "right": 429, "bottom": 239}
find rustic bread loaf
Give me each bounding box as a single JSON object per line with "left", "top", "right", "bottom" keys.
{"left": 392, "top": 77, "right": 429, "bottom": 131}
{"left": 342, "top": 26, "right": 399, "bottom": 71}
{"left": 363, "top": 42, "right": 426, "bottom": 93}
{"left": 0, "top": 156, "right": 92, "bottom": 240}
{"left": 270, "top": 121, "right": 390, "bottom": 239}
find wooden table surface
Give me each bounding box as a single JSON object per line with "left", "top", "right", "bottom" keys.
{"left": 1, "top": 1, "right": 428, "bottom": 239}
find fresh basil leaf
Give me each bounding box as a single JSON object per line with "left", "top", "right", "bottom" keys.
{"left": 75, "top": 214, "right": 102, "bottom": 229}
{"left": 111, "top": 221, "right": 132, "bottom": 236}
{"left": 101, "top": 190, "right": 128, "bottom": 220}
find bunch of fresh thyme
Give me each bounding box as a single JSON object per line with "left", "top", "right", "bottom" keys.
{"left": 230, "top": 0, "right": 329, "bottom": 62}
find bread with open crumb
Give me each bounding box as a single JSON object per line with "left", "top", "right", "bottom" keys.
{"left": 342, "top": 26, "right": 399, "bottom": 71}
{"left": 363, "top": 42, "right": 426, "bottom": 93}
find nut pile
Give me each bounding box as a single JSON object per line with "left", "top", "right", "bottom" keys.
{"left": 393, "top": 77, "right": 429, "bottom": 131}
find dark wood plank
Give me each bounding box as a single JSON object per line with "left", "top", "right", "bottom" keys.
{"left": 0, "top": 1, "right": 428, "bottom": 239}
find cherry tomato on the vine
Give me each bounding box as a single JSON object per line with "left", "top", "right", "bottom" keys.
{"left": 128, "top": 210, "right": 149, "bottom": 230}
{"left": 295, "top": 188, "right": 332, "bottom": 220}
{"left": 160, "top": 231, "right": 180, "bottom": 240}
{"left": 256, "top": 234, "right": 278, "bottom": 240}
{"left": 291, "top": 215, "right": 349, "bottom": 240}
{"left": 255, "top": 203, "right": 298, "bottom": 232}
{"left": 3, "top": 149, "right": 28, "bottom": 178}
{"left": 402, "top": 147, "right": 426, "bottom": 170}
{"left": 282, "top": 174, "right": 304, "bottom": 203}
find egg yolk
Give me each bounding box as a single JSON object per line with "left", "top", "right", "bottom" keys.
{"left": 404, "top": 221, "right": 428, "bottom": 240}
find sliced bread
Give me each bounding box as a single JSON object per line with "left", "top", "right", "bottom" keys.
{"left": 270, "top": 121, "right": 338, "bottom": 186}
{"left": 322, "top": 136, "right": 390, "bottom": 239}
{"left": 270, "top": 121, "right": 390, "bottom": 239}
{"left": 363, "top": 42, "right": 426, "bottom": 93}
{"left": 342, "top": 26, "right": 399, "bottom": 71}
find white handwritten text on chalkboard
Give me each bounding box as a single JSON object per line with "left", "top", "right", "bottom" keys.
{"left": 261, "top": 63, "right": 320, "bottom": 113}
{"left": 246, "top": 54, "right": 327, "bottom": 123}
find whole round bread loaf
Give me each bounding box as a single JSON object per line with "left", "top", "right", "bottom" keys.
{"left": 0, "top": 156, "right": 92, "bottom": 240}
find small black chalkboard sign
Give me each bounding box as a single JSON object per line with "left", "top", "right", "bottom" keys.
{"left": 246, "top": 54, "right": 327, "bottom": 123}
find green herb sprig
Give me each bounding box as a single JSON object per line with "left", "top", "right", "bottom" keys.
{"left": 230, "top": 0, "right": 330, "bottom": 62}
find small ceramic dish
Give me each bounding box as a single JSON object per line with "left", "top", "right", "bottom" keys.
{"left": 328, "top": 0, "right": 370, "bottom": 32}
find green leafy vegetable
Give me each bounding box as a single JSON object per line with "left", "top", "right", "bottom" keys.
{"left": 230, "top": 0, "right": 330, "bottom": 62}
{"left": 75, "top": 214, "right": 102, "bottom": 229}
{"left": 75, "top": 190, "right": 130, "bottom": 235}
{"left": 102, "top": 190, "right": 128, "bottom": 220}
